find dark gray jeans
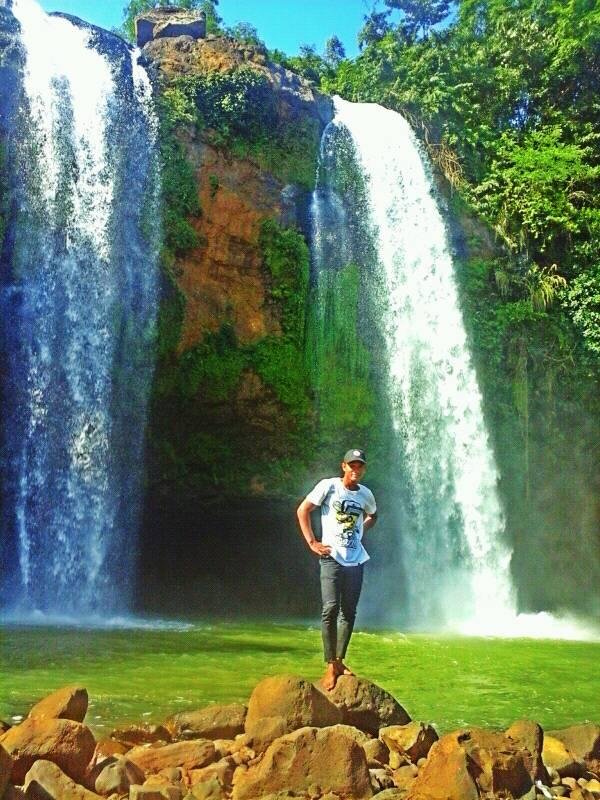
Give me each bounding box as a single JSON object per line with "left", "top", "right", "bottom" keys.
{"left": 320, "top": 556, "right": 364, "bottom": 663}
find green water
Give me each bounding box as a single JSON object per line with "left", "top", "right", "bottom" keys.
{"left": 2, "top": 622, "right": 598, "bottom": 736}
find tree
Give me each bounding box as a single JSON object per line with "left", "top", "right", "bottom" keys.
{"left": 226, "top": 21, "right": 264, "bottom": 47}
{"left": 358, "top": 9, "right": 392, "bottom": 49}
{"left": 384, "top": 0, "right": 454, "bottom": 40}
{"left": 325, "top": 35, "right": 346, "bottom": 68}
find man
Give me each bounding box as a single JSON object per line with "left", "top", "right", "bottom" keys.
{"left": 297, "top": 449, "right": 378, "bottom": 690}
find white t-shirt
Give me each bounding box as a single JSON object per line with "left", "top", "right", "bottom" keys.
{"left": 306, "top": 477, "right": 377, "bottom": 567}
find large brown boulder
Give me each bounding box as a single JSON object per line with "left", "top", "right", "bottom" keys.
{"left": 232, "top": 726, "right": 372, "bottom": 800}
{"left": 0, "top": 742, "right": 11, "bottom": 798}
{"left": 167, "top": 704, "right": 247, "bottom": 741}
{"left": 94, "top": 756, "right": 146, "bottom": 795}
{"left": 408, "top": 734, "right": 480, "bottom": 800}
{"left": 28, "top": 686, "right": 88, "bottom": 723}
{"left": 506, "top": 719, "right": 549, "bottom": 783}
{"left": 543, "top": 735, "right": 583, "bottom": 778}
{"left": 244, "top": 675, "right": 341, "bottom": 746}
{"left": 23, "top": 759, "right": 102, "bottom": 800}
{"left": 455, "top": 727, "right": 536, "bottom": 797}
{"left": 126, "top": 739, "right": 216, "bottom": 774}
{"left": 0, "top": 717, "right": 96, "bottom": 784}
{"left": 326, "top": 677, "right": 410, "bottom": 736}
{"left": 110, "top": 724, "right": 171, "bottom": 747}
{"left": 380, "top": 722, "right": 438, "bottom": 765}
{"left": 548, "top": 724, "right": 600, "bottom": 767}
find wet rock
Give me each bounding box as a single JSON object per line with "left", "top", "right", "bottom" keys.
{"left": 126, "top": 740, "right": 216, "bottom": 774}
{"left": 506, "top": 719, "right": 549, "bottom": 784}
{"left": 232, "top": 726, "right": 372, "bottom": 800}
{"left": 28, "top": 686, "right": 88, "bottom": 723}
{"left": 0, "top": 717, "right": 96, "bottom": 784}
{"left": 0, "top": 742, "right": 12, "bottom": 798}
{"left": 548, "top": 725, "right": 600, "bottom": 769}
{"left": 94, "top": 756, "right": 145, "bottom": 795}
{"left": 408, "top": 734, "right": 479, "bottom": 800}
{"left": 326, "top": 677, "right": 410, "bottom": 736}
{"left": 245, "top": 675, "right": 341, "bottom": 746}
{"left": 23, "top": 759, "right": 102, "bottom": 800}
{"left": 167, "top": 704, "right": 246, "bottom": 741}
{"left": 109, "top": 724, "right": 171, "bottom": 747}
{"left": 380, "top": 722, "right": 438, "bottom": 764}
{"left": 543, "top": 735, "right": 582, "bottom": 778}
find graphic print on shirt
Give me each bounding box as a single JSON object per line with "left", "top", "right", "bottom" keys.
{"left": 333, "top": 498, "right": 364, "bottom": 550}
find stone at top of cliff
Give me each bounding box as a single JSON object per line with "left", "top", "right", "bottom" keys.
{"left": 136, "top": 6, "right": 207, "bottom": 48}
{"left": 143, "top": 31, "right": 333, "bottom": 130}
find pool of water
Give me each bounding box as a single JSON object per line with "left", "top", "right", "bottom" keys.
{"left": 2, "top": 621, "right": 598, "bottom": 735}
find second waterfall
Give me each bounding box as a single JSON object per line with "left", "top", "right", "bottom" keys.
{"left": 312, "top": 97, "right": 516, "bottom": 630}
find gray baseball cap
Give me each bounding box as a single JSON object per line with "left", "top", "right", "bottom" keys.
{"left": 343, "top": 448, "right": 367, "bottom": 464}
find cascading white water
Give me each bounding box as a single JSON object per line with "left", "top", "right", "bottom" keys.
{"left": 311, "top": 98, "right": 599, "bottom": 639}
{"left": 0, "top": 0, "right": 160, "bottom": 621}
{"left": 313, "top": 97, "right": 518, "bottom": 629}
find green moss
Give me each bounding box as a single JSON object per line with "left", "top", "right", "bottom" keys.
{"left": 171, "top": 67, "right": 320, "bottom": 190}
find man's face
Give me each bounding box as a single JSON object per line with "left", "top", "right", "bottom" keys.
{"left": 342, "top": 460, "right": 366, "bottom": 482}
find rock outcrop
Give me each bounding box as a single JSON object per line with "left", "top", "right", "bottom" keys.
{"left": 2, "top": 682, "right": 600, "bottom": 800}
{"left": 136, "top": 7, "right": 206, "bottom": 49}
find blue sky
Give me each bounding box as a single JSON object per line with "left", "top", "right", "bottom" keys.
{"left": 38, "top": 0, "right": 375, "bottom": 57}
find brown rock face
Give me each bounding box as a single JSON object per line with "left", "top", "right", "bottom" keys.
{"left": 245, "top": 676, "right": 342, "bottom": 744}
{"left": 126, "top": 739, "right": 216, "bottom": 774}
{"left": 167, "top": 703, "right": 247, "bottom": 741}
{"left": 0, "top": 742, "right": 11, "bottom": 798}
{"left": 548, "top": 724, "right": 600, "bottom": 765}
{"left": 175, "top": 136, "right": 284, "bottom": 352}
{"left": 505, "top": 719, "right": 549, "bottom": 783}
{"left": 28, "top": 686, "right": 88, "bottom": 723}
{"left": 0, "top": 717, "right": 96, "bottom": 785}
{"left": 232, "top": 726, "right": 372, "bottom": 800}
{"left": 109, "top": 724, "right": 171, "bottom": 747}
{"left": 455, "top": 727, "right": 536, "bottom": 797}
{"left": 408, "top": 734, "right": 480, "bottom": 800}
{"left": 380, "top": 722, "right": 438, "bottom": 764}
{"left": 94, "top": 756, "right": 146, "bottom": 796}
{"left": 326, "top": 677, "right": 411, "bottom": 736}
{"left": 543, "top": 734, "right": 583, "bottom": 778}
{"left": 23, "top": 759, "right": 102, "bottom": 800}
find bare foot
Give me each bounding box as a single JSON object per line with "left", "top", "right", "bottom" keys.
{"left": 321, "top": 662, "right": 338, "bottom": 691}
{"left": 335, "top": 659, "right": 355, "bottom": 676}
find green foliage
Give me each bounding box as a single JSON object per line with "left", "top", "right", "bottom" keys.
{"left": 179, "top": 325, "right": 247, "bottom": 401}
{"left": 225, "top": 21, "right": 264, "bottom": 47}
{"left": 259, "top": 219, "right": 310, "bottom": 344}
{"left": 566, "top": 264, "right": 600, "bottom": 355}
{"left": 169, "top": 67, "right": 320, "bottom": 189}
{"left": 384, "top": 0, "right": 455, "bottom": 41}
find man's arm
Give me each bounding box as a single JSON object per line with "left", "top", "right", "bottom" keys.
{"left": 363, "top": 510, "right": 378, "bottom": 532}
{"left": 297, "top": 498, "right": 332, "bottom": 556}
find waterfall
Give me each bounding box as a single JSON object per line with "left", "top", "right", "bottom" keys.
{"left": 0, "top": 0, "right": 160, "bottom": 620}
{"left": 312, "top": 97, "right": 517, "bottom": 631}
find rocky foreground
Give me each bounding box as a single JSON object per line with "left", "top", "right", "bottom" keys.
{"left": 1, "top": 676, "right": 599, "bottom": 800}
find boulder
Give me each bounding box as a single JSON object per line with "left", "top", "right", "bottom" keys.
{"left": 408, "top": 734, "right": 480, "bottom": 800}
{"left": 130, "top": 786, "right": 180, "bottom": 800}
{"left": 28, "top": 686, "right": 88, "bottom": 723}
{"left": 370, "top": 767, "right": 396, "bottom": 792}
{"left": 543, "top": 735, "right": 583, "bottom": 778}
{"left": 232, "top": 726, "right": 372, "bottom": 800}
{"left": 188, "top": 756, "right": 237, "bottom": 789}
{"left": 94, "top": 756, "right": 145, "bottom": 795}
{"left": 548, "top": 725, "right": 600, "bottom": 767}
{"left": 363, "top": 737, "right": 389, "bottom": 765}
{"left": 243, "top": 716, "right": 289, "bottom": 753}
{"left": 167, "top": 704, "right": 247, "bottom": 741}
{"left": 0, "top": 717, "right": 96, "bottom": 784}
{"left": 326, "top": 677, "right": 410, "bottom": 736}
{"left": 23, "top": 759, "right": 102, "bottom": 800}
{"left": 135, "top": 8, "right": 206, "bottom": 48}
{"left": 380, "top": 722, "right": 438, "bottom": 764}
{"left": 126, "top": 739, "right": 216, "bottom": 774}
{"left": 4, "top": 786, "right": 26, "bottom": 800}
{"left": 246, "top": 675, "right": 341, "bottom": 732}
{"left": 109, "top": 724, "right": 171, "bottom": 747}
{"left": 0, "top": 742, "right": 12, "bottom": 798}
{"left": 455, "top": 727, "right": 535, "bottom": 797}
{"left": 391, "top": 763, "right": 418, "bottom": 793}
{"left": 506, "top": 719, "right": 549, "bottom": 783}
{"left": 188, "top": 776, "right": 226, "bottom": 800}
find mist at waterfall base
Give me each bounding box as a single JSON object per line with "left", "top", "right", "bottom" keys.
{"left": 310, "top": 97, "right": 599, "bottom": 642}
{"left": 0, "top": 0, "right": 160, "bottom": 623}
